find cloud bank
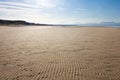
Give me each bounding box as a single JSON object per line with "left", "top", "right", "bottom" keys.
{"left": 0, "top": 0, "right": 119, "bottom": 24}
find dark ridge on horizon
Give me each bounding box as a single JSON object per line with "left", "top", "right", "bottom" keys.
{"left": 0, "top": 19, "right": 50, "bottom": 26}
{"left": 0, "top": 19, "right": 77, "bottom": 26}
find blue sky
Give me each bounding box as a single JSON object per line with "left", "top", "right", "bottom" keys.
{"left": 0, "top": 0, "right": 120, "bottom": 24}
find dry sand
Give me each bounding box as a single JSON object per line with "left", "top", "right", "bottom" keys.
{"left": 0, "top": 26, "right": 120, "bottom": 80}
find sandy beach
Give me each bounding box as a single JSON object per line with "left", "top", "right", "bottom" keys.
{"left": 0, "top": 26, "right": 120, "bottom": 80}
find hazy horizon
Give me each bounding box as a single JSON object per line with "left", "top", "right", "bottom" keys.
{"left": 0, "top": 0, "right": 120, "bottom": 24}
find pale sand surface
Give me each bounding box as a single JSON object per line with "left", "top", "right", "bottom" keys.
{"left": 0, "top": 26, "right": 120, "bottom": 80}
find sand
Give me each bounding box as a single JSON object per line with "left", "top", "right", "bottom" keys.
{"left": 0, "top": 26, "right": 120, "bottom": 80}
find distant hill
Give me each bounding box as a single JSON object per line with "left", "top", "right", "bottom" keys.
{"left": 0, "top": 19, "right": 48, "bottom": 26}
{"left": 0, "top": 19, "right": 77, "bottom": 26}
{"left": 78, "top": 22, "right": 120, "bottom": 26}
{"left": 99, "top": 22, "right": 120, "bottom": 26}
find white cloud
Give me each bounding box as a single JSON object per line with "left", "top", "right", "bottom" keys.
{"left": 0, "top": 1, "right": 40, "bottom": 9}
{"left": 24, "top": 0, "right": 63, "bottom": 8}
{"left": 0, "top": 1, "right": 49, "bottom": 22}
{"left": 0, "top": 0, "right": 67, "bottom": 24}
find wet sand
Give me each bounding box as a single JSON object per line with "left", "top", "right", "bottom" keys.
{"left": 0, "top": 26, "right": 120, "bottom": 80}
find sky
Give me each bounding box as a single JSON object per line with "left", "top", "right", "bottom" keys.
{"left": 0, "top": 0, "right": 120, "bottom": 24}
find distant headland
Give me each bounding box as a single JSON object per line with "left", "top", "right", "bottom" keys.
{"left": 0, "top": 19, "right": 49, "bottom": 26}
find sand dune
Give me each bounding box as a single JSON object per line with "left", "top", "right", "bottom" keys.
{"left": 0, "top": 26, "right": 120, "bottom": 80}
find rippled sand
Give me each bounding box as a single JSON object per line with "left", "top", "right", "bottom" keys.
{"left": 0, "top": 26, "right": 120, "bottom": 80}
